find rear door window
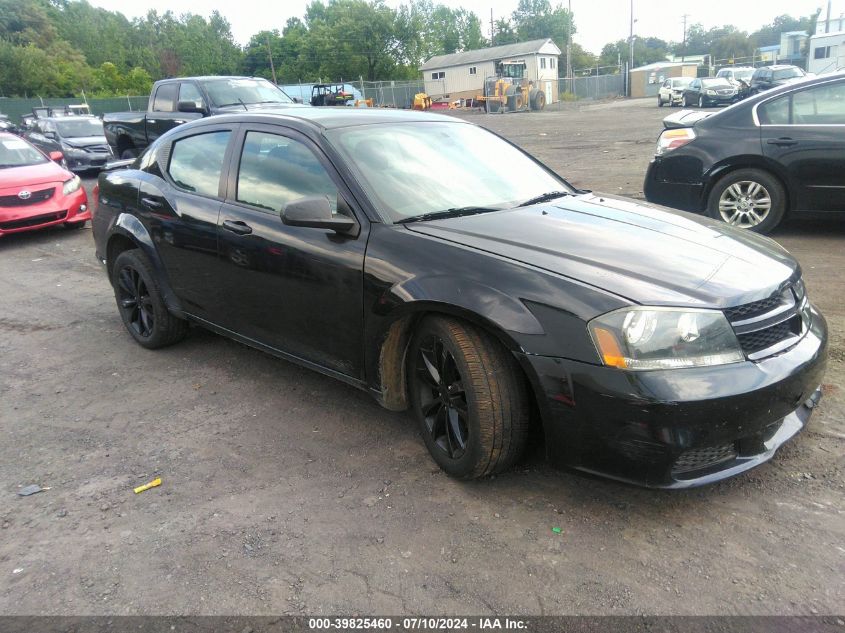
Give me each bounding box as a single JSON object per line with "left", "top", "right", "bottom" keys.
{"left": 792, "top": 82, "right": 845, "bottom": 125}
{"left": 167, "top": 131, "right": 231, "bottom": 197}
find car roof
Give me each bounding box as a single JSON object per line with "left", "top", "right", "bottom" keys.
{"left": 157, "top": 76, "right": 266, "bottom": 83}
{"left": 205, "top": 107, "right": 467, "bottom": 131}
{"left": 40, "top": 115, "right": 99, "bottom": 122}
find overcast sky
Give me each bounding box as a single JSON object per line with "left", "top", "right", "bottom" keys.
{"left": 88, "top": 0, "right": 837, "bottom": 54}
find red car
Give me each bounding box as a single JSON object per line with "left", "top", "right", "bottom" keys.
{"left": 0, "top": 132, "right": 89, "bottom": 237}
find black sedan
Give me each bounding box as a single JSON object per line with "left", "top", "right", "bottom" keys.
{"left": 682, "top": 77, "right": 738, "bottom": 108}
{"left": 645, "top": 72, "right": 845, "bottom": 234}
{"left": 92, "top": 108, "right": 826, "bottom": 488}
{"left": 24, "top": 116, "right": 113, "bottom": 172}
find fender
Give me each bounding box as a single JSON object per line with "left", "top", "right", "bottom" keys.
{"left": 108, "top": 213, "right": 185, "bottom": 317}
{"left": 366, "top": 275, "right": 547, "bottom": 411}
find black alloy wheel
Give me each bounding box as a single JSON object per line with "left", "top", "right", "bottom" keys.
{"left": 112, "top": 249, "right": 187, "bottom": 348}
{"left": 408, "top": 316, "right": 530, "bottom": 479}
{"left": 415, "top": 333, "right": 470, "bottom": 461}
{"left": 117, "top": 263, "right": 155, "bottom": 338}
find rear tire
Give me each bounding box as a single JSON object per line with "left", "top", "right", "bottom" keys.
{"left": 112, "top": 249, "right": 188, "bottom": 349}
{"left": 530, "top": 90, "right": 546, "bottom": 111}
{"left": 706, "top": 168, "right": 786, "bottom": 234}
{"left": 408, "top": 316, "right": 530, "bottom": 479}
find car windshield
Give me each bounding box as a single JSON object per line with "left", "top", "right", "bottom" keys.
{"left": 0, "top": 136, "right": 47, "bottom": 168}
{"left": 734, "top": 69, "right": 754, "bottom": 81}
{"left": 702, "top": 78, "right": 732, "bottom": 88}
{"left": 325, "top": 121, "right": 570, "bottom": 223}
{"left": 774, "top": 67, "right": 804, "bottom": 80}
{"left": 672, "top": 78, "right": 692, "bottom": 87}
{"left": 204, "top": 78, "right": 293, "bottom": 107}
{"left": 55, "top": 118, "right": 104, "bottom": 138}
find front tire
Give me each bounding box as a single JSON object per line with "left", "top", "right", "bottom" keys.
{"left": 683, "top": 94, "right": 689, "bottom": 107}
{"left": 698, "top": 95, "right": 705, "bottom": 108}
{"left": 112, "top": 249, "right": 188, "bottom": 349}
{"left": 408, "top": 316, "right": 530, "bottom": 479}
{"left": 706, "top": 168, "right": 786, "bottom": 234}
{"left": 658, "top": 95, "right": 664, "bottom": 107}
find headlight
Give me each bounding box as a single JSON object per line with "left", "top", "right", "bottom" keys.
{"left": 589, "top": 307, "right": 744, "bottom": 370}
{"left": 63, "top": 175, "right": 81, "bottom": 195}
{"left": 706, "top": 89, "right": 717, "bottom": 95}
{"left": 61, "top": 144, "right": 84, "bottom": 156}
{"left": 655, "top": 128, "right": 696, "bottom": 156}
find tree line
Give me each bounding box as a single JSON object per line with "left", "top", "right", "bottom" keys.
{"left": 0, "top": 0, "right": 820, "bottom": 99}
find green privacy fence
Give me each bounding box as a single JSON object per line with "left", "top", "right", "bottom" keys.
{"left": 0, "top": 96, "right": 149, "bottom": 124}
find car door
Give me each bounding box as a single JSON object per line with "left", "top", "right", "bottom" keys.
{"left": 147, "top": 83, "right": 193, "bottom": 143}
{"left": 214, "top": 125, "right": 368, "bottom": 378}
{"left": 759, "top": 79, "right": 845, "bottom": 212}
{"left": 138, "top": 124, "right": 237, "bottom": 319}
{"left": 687, "top": 79, "right": 700, "bottom": 102}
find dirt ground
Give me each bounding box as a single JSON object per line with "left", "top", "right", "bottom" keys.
{"left": 1, "top": 98, "right": 843, "bottom": 616}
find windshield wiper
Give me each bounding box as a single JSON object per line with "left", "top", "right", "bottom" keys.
{"left": 217, "top": 98, "right": 249, "bottom": 110}
{"left": 396, "top": 206, "right": 500, "bottom": 224}
{"left": 517, "top": 191, "right": 571, "bottom": 207}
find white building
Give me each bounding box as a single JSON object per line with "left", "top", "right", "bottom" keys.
{"left": 808, "top": 30, "right": 845, "bottom": 74}
{"left": 420, "top": 39, "right": 562, "bottom": 102}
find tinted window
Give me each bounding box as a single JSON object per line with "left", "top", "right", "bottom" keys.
{"left": 168, "top": 131, "right": 231, "bottom": 197}
{"left": 793, "top": 82, "right": 845, "bottom": 124}
{"left": 236, "top": 131, "right": 338, "bottom": 213}
{"left": 153, "top": 83, "right": 178, "bottom": 112}
{"left": 178, "top": 82, "right": 204, "bottom": 106}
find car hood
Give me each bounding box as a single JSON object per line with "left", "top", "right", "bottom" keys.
{"left": 62, "top": 136, "right": 107, "bottom": 148}
{"left": 405, "top": 193, "right": 798, "bottom": 308}
{"left": 0, "top": 160, "right": 70, "bottom": 189}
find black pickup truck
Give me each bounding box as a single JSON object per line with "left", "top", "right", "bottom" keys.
{"left": 103, "top": 76, "right": 302, "bottom": 159}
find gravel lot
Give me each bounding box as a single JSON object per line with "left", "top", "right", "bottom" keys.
{"left": 1, "top": 98, "right": 843, "bottom": 616}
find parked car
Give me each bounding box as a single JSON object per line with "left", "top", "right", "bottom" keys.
{"left": 103, "top": 76, "right": 303, "bottom": 159}
{"left": 0, "top": 113, "right": 21, "bottom": 135}
{"left": 644, "top": 72, "right": 845, "bottom": 234}
{"left": 682, "top": 77, "right": 738, "bottom": 107}
{"left": 716, "top": 66, "right": 755, "bottom": 100}
{"left": 93, "top": 108, "right": 826, "bottom": 488}
{"left": 24, "top": 116, "right": 112, "bottom": 172}
{"left": 0, "top": 132, "right": 89, "bottom": 237}
{"left": 749, "top": 65, "right": 807, "bottom": 93}
{"left": 657, "top": 77, "right": 693, "bottom": 107}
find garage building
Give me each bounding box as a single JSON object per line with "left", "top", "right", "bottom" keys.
{"left": 420, "top": 39, "right": 562, "bottom": 103}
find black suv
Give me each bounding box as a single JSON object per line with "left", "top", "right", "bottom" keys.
{"left": 750, "top": 65, "right": 807, "bottom": 94}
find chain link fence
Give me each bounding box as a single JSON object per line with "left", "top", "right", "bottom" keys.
{"left": 0, "top": 96, "right": 148, "bottom": 124}
{"left": 357, "top": 80, "right": 438, "bottom": 108}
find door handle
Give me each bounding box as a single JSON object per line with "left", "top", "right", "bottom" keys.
{"left": 767, "top": 138, "right": 798, "bottom": 147}
{"left": 140, "top": 197, "right": 163, "bottom": 209}
{"left": 222, "top": 219, "right": 253, "bottom": 235}
{"left": 147, "top": 119, "right": 156, "bottom": 124}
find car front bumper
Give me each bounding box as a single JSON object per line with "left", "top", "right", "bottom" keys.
{"left": 64, "top": 152, "right": 112, "bottom": 172}
{"left": 0, "top": 187, "right": 89, "bottom": 237}
{"left": 517, "top": 304, "right": 827, "bottom": 488}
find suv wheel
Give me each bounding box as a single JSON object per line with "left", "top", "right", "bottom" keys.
{"left": 706, "top": 169, "right": 786, "bottom": 234}
{"left": 112, "top": 249, "right": 188, "bottom": 349}
{"left": 408, "top": 316, "right": 530, "bottom": 479}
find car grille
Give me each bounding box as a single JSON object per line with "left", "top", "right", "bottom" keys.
{"left": 84, "top": 144, "right": 111, "bottom": 154}
{"left": 716, "top": 89, "right": 735, "bottom": 95}
{"left": 672, "top": 443, "right": 737, "bottom": 476}
{"left": 0, "top": 210, "right": 67, "bottom": 230}
{"left": 725, "top": 283, "right": 808, "bottom": 359}
{"left": 0, "top": 187, "right": 55, "bottom": 207}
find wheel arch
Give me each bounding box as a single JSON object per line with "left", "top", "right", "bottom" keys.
{"left": 106, "top": 214, "right": 184, "bottom": 317}
{"left": 702, "top": 158, "right": 792, "bottom": 215}
{"left": 373, "top": 300, "right": 538, "bottom": 414}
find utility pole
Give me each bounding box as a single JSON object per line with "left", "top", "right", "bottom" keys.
{"left": 490, "top": 8, "right": 495, "bottom": 46}
{"left": 825, "top": 0, "right": 831, "bottom": 33}
{"left": 681, "top": 14, "right": 690, "bottom": 62}
{"left": 566, "top": 0, "right": 573, "bottom": 93}
{"left": 628, "top": 0, "right": 635, "bottom": 96}
{"left": 266, "top": 34, "right": 278, "bottom": 85}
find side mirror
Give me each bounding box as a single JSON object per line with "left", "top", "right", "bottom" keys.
{"left": 44, "top": 131, "right": 58, "bottom": 140}
{"left": 48, "top": 151, "right": 64, "bottom": 163}
{"left": 282, "top": 196, "right": 358, "bottom": 235}
{"left": 292, "top": 97, "right": 303, "bottom": 104}
{"left": 177, "top": 100, "right": 206, "bottom": 114}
